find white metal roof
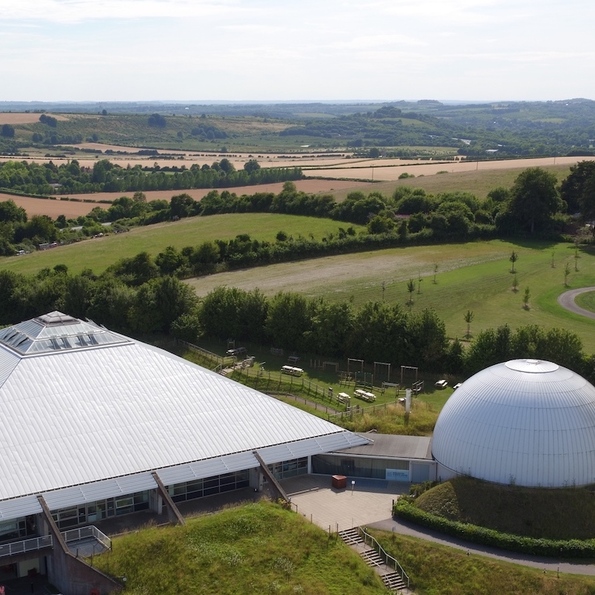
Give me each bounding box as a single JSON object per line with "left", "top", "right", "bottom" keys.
{"left": 0, "top": 313, "right": 369, "bottom": 516}
{"left": 432, "top": 359, "right": 595, "bottom": 487}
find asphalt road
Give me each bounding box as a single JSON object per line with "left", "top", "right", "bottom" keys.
{"left": 557, "top": 287, "right": 595, "bottom": 319}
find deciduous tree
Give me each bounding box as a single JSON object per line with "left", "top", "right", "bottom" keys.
{"left": 504, "top": 168, "right": 564, "bottom": 234}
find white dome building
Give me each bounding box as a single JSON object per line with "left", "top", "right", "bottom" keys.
{"left": 432, "top": 359, "right": 595, "bottom": 488}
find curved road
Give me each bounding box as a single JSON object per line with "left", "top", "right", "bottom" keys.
{"left": 557, "top": 287, "right": 595, "bottom": 319}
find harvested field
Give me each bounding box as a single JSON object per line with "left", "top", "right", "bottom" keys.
{"left": 303, "top": 155, "right": 595, "bottom": 182}
{"left": 1, "top": 179, "right": 369, "bottom": 219}
{"left": 0, "top": 194, "right": 102, "bottom": 218}
{"left": 3, "top": 146, "right": 595, "bottom": 219}
{"left": 54, "top": 179, "right": 368, "bottom": 203}
{"left": 0, "top": 112, "right": 69, "bottom": 124}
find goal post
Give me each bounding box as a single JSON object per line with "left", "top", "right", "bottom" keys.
{"left": 373, "top": 361, "right": 391, "bottom": 384}
{"left": 400, "top": 365, "right": 419, "bottom": 386}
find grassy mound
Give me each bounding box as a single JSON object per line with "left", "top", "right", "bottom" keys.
{"left": 369, "top": 529, "right": 595, "bottom": 595}
{"left": 415, "top": 477, "right": 595, "bottom": 540}
{"left": 93, "top": 501, "right": 386, "bottom": 595}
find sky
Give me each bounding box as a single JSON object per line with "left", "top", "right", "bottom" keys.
{"left": 1, "top": 0, "right": 594, "bottom": 103}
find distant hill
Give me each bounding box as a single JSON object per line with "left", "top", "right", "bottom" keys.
{"left": 1, "top": 99, "right": 594, "bottom": 156}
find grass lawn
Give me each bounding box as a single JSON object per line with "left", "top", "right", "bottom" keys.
{"left": 188, "top": 239, "right": 595, "bottom": 354}
{"left": 91, "top": 489, "right": 595, "bottom": 595}
{"left": 575, "top": 290, "right": 595, "bottom": 313}
{"left": 414, "top": 477, "right": 595, "bottom": 540}
{"left": 184, "top": 339, "right": 450, "bottom": 434}
{"left": 0, "top": 213, "right": 364, "bottom": 276}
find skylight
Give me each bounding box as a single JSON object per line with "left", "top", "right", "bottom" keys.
{"left": 0, "top": 311, "right": 130, "bottom": 355}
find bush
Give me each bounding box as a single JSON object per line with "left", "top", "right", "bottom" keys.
{"left": 393, "top": 499, "right": 595, "bottom": 558}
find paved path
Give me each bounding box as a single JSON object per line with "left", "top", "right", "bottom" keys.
{"left": 557, "top": 287, "right": 595, "bottom": 319}
{"left": 284, "top": 476, "right": 595, "bottom": 577}
{"left": 282, "top": 475, "right": 407, "bottom": 534}
{"left": 369, "top": 517, "right": 595, "bottom": 577}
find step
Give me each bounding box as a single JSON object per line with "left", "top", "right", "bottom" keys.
{"left": 382, "top": 571, "right": 406, "bottom": 591}
{"left": 360, "top": 548, "right": 383, "bottom": 566}
{"left": 338, "top": 528, "right": 363, "bottom": 545}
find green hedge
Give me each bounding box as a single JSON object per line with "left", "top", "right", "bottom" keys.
{"left": 394, "top": 498, "right": 595, "bottom": 558}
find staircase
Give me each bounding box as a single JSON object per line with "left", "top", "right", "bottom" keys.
{"left": 338, "top": 527, "right": 410, "bottom": 593}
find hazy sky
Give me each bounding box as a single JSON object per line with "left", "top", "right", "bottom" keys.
{"left": 2, "top": 0, "right": 594, "bottom": 103}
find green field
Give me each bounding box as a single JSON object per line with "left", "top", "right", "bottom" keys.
{"left": 0, "top": 214, "right": 363, "bottom": 276}
{"left": 188, "top": 239, "right": 595, "bottom": 354}
{"left": 4, "top": 210, "right": 595, "bottom": 354}
{"left": 370, "top": 529, "right": 595, "bottom": 595}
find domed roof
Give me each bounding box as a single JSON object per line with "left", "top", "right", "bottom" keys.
{"left": 432, "top": 359, "right": 595, "bottom": 487}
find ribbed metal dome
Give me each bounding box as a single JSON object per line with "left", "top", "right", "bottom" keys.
{"left": 432, "top": 359, "right": 595, "bottom": 487}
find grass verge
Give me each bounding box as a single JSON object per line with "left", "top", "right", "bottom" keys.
{"left": 369, "top": 529, "right": 595, "bottom": 595}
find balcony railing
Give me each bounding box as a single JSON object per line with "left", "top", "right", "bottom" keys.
{"left": 0, "top": 535, "right": 53, "bottom": 559}
{"left": 62, "top": 525, "right": 111, "bottom": 550}
{"left": 0, "top": 525, "right": 111, "bottom": 560}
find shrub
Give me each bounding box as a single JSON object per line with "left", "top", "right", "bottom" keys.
{"left": 393, "top": 499, "right": 595, "bottom": 558}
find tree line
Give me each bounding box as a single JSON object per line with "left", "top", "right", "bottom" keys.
{"left": 3, "top": 162, "right": 595, "bottom": 262}
{"left": 0, "top": 158, "right": 302, "bottom": 195}
{"left": 2, "top": 160, "right": 594, "bottom": 377}
{"left": 0, "top": 268, "right": 589, "bottom": 381}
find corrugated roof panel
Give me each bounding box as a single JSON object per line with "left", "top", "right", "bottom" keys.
{"left": 158, "top": 452, "right": 258, "bottom": 486}
{"left": 0, "top": 317, "right": 361, "bottom": 509}
{"left": 43, "top": 474, "right": 158, "bottom": 510}
{"left": 0, "top": 496, "right": 41, "bottom": 519}
{"left": 258, "top": 432, "right": 371, "bottom": 465}
{"left": 43, "top": 487, "right": 85, "bottom": 510}
{"left": 0, "top": 347, "right": 20, "bottom": 388}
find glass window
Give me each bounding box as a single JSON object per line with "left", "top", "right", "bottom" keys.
{"left": 268, "top": 457, "right": 308, "bottom": 480}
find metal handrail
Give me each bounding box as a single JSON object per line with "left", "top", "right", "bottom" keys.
{"left": 360, "top": 527, "right": 410, "bottom": 588}
{"left": 62, "top": 526, "right": 111, "bottom": 550}
{"left": 0, "top": 524, "right": 113, "bottom": 560}
{"left": 0, "top": 535, "right": 53, "bottom": 559}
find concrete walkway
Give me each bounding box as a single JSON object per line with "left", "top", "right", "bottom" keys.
{"left": 283, "top": 475, "right": 595, "bottom": 577}
{"left": 282, "top": 475, "right": 409, "bottom": 534}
